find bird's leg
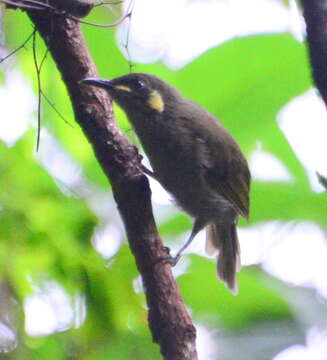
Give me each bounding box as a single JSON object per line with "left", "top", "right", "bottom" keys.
{"left": 157, "top": 218, "right": 206, "bottom": 266}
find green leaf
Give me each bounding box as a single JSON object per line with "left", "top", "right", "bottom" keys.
{"left": 179, "top": 256, "right": 292, "bottom": 330}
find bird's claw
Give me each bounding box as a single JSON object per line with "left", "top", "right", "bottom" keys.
{"left": 155, "top": 252, "right": 181, "bottom": 267}
{"left": 161, "top": 246, "right": 170, "bottom": 255}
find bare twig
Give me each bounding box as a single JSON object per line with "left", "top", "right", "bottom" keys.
{"left": 0, "top": 0, "right": 52, "bottom": 10}
{"left": 94, "top": 1, "right": 123, "bottom": 6}
{"left": 0, "top": 24, "right": 71, "bottom": 129}
{"left": 41, "top": 91, "right": 74, "bottom": 127}
{"left": 122, "top": 0, "right": 136, "bottom": 72}
{"left": 39, "top": 46, "right": 49, "bottom": 71}
{"left": 0, "top": 30, "right": 34, "bottom": 63}
{"left": 32, "top": 29, "right": 42, "bottom": 150}
{"left": 1, "top": 0, "right": 132, "bottom": 27}
{"left": 71, "top": 8, "right": 131, "bottom": 27}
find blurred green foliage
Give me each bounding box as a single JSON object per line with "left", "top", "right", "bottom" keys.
{"left": 0, "top": 2, "right": 326, "bottom": 360}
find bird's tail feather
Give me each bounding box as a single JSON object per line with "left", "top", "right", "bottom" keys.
{"left": 206, "top": 223, "right": 240, "bottom": 295}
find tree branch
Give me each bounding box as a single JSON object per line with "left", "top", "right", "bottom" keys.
{"left": 7, "top": 1, "right": 198, "bottom": 358}
{"left": 301, "top": 0, "right": 327, "bottom": 106}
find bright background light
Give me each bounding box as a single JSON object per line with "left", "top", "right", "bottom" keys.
{"left": 118, "top": 0, "right": 294, "bottom": 69}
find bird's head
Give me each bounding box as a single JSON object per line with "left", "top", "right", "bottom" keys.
{"left": 81, "top": 73, "right": 180, "bottom": 116}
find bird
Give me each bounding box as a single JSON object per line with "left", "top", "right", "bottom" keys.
{"left": 82, "top": 73, "right": 250, "bottom": 294}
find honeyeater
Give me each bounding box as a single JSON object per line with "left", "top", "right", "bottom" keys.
{"left": 82, "top": 73, "right": 250, "bottom": 294}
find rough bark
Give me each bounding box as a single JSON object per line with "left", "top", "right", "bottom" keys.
{"left": 4, "top": 1, "right": 198, "bottom": 359}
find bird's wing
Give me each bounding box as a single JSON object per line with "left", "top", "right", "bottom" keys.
{"left": 196, "top": 136, "right": 250, "bottom": 219}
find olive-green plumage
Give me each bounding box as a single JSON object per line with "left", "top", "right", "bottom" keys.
{"left": 82, "top": 73, "right": 251, "bottom": 294}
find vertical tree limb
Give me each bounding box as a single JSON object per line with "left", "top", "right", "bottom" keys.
{"left": 5, "top": 1, "right": 198, "bottom": 359}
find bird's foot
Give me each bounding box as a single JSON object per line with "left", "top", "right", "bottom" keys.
{"left": 155, "top": 247, "right": 182, "bottom": 266}
{"left": 162, "top": 254, "right": 181, "bottom": 266}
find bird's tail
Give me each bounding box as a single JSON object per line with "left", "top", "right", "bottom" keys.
{"left": 206, "top": 223, "right": 240, "bottom": 295}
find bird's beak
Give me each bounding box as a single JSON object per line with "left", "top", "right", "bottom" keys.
{"left": 80, "top": 77, "right": 113, "bottom": 89}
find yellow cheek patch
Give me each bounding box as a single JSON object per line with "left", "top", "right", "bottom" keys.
{"left": 147, "top": 90, "right": 164, "bottom": 113}
{"left": 114, "top": 85, "right": 132, "bottom": 92}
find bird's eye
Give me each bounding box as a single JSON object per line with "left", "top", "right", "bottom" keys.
{"left": 134, "top": 80, "right": 146, "bottom": 90}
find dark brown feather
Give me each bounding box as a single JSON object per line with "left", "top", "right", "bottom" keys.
{"left": 196, "top": 135, "right": 250, "bottom": 219}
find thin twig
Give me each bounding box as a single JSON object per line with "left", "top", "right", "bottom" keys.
{"left": 0, "top": 31, "right": 34, "bottom": 63}
{"left": 1, "top": 0, "right": 131, "bottom": 29}
{"left": 94, "top": 1, "right": 123, "bottom": 6}
{"left": 0, "top": 26, "right": 71, "bottom": 145}
{"left": 0, "top": 0, "right": 51, "bottom": 10}
{"left": 0, "top": 0, "right": 43, "bottom": 10}
{"left": 41, "top": 90, "right": 74, "bottom": 128}
{"left": 22, "top": 0, "right": 54, "bottom": 8}
{"left": 37, "top": 31, "right": 73, "bottom": 128}
{"left": 32, "top": 29, "right": 42, "bottom": 151}
{"left": 71, "top": 10, "right": 130, "bottom": 27}
{"left": 122, "top": 0, "right": 136, "bottom": 73}
{"left": 39, "top": 46, "right": 48, "bottom": 71}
